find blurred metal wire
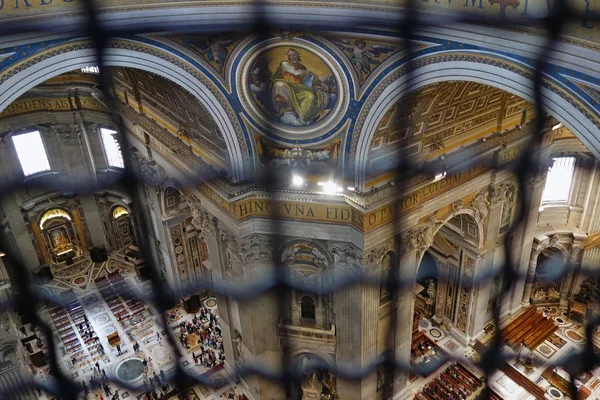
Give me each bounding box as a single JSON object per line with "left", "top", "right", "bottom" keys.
{"left": 0, "top": 0, "right": 599, "bottom": 399}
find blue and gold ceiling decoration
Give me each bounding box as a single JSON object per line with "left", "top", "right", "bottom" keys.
{"left": 0, "top": 28, "right": 599, "bottom": 185}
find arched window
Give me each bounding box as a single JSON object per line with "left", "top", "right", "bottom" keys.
{"left": 300, "top": 296, "right": 316, "bottom": 322}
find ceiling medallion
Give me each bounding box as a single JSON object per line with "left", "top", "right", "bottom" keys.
{"left": 239, "top": 38, "right": 348, "bottom": 144}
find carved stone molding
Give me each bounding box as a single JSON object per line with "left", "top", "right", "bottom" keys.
{"left": 365, "top": 245, "right": 390, "bottom": 270}
{"left": 239, "top": 234, "right": 274, "bottom": 264}
{"left": 402, "top": 215, "right": 444, "bottom": 257}
{"left": 328, "top": 243, "right": 361, "bottom": 266}
{"left": 187, "top": 201, "right": 216, "bottom": 238}
{"left": 570, "top": 245, "right": 584, "bottom": 260}
{"left": 525, "top": 170, "right": 547, "bottom": 188}
{"left": 281, "top": 242, "right": 328, "bottom": 267}
{"left": 489, "top": 183, "right": 512, "bottom": 206}
{"left": 129, "top": 149, "right": 167, "bottom": 187}
{"left": 52, "top": 124, "right": 81, "bottom": 145}
{"left": 451, "top": 200, "right": 464, "bottom": 213}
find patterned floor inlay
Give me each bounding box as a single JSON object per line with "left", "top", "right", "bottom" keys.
{"left": 536, "top": 343, "right": 556, "bottom": 358}
{"left": 428, "top": 327, "right": 442, "bottom": 339}
{"left": 547, "top": 333, "right": 567, "bottom": 348}
{"left": 443, "top": 339, "right": 459, "bottom": 352}
{"left": 205, "top": 298, "right": 217, "bottom": 308}
{"left": 565, "top": 329, "right": 585, "bottom": 343}
{"left": 95, "top": 313, "right": 111, "bottom": 325}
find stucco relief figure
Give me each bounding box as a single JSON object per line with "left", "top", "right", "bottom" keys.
{"left": 249, "top": 47, "right": 337, "bottom": 127}
{"left": 232, "top": 335, "right": 244, "bottom": 363}
{"left": 471, "top": 189, "right": 490, "bottom": 221}
{"left": 420, "top": 215, "right": 444, "bottom": 252}
{"left": 426, "top": 280, "right": 436, "bottom": 299}
{"left": 190, "top": 204, "right": 203, "bottom": 229}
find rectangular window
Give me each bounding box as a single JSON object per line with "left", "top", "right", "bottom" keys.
{"left": 100, "top": 128, "right": 125, "bottom": 169}
{"left": 542, "top": 156, "right": 576, "bottom": 202}
{"left": 12, "top": 131, "right": 51, "bottom": 176}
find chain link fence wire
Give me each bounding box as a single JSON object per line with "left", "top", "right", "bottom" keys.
{"left": 1, "top": 0, "right": 600, "bottom": 399}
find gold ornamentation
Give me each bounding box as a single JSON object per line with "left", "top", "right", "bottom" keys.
{"left": 39, "top": 209, "right": 71, "bottom": 229}
{"left": 112, "top": 206, "right": 129, "bottom": 219}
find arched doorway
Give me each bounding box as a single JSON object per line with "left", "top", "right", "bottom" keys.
{"left": 410, "top": 210, "right": 485, "bottom": 360}
{"left": 414, "top": 252, "right": 439, "bottom": 320}
{"left": 38, "top": 208, "right": 83, "bottom": 265}
{"left": 289, "top": 353, "right": 337, "bottom": 400}
{"left": 530, "top": 247, "right": 565, "bottom": 304}
{"left": 111, "top": 206, "right": 137, "bottom": 250}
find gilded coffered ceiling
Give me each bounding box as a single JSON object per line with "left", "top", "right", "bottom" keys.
{"left": 367, "top": 81, "right": 534, "bottom": 175}
{"left": 111, "top": 68, "right": 229, "bottom": 171}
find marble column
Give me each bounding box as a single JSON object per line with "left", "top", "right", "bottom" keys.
{"left": 521, "top": 248, "right": 539, "bottom": 306}
{"left": 229, "top": 233, "right": 284, "bottom": 400}
{"left": 433, "top": 278, "right": 447, "bottom": 324}
{"left": 71, "top": 208, "right": 89, "bottom": 253}
{"left": 560, "top": 246, "right": 583, "bottom": 306}
{"left": 31, "top": 223, "right": 51, "bottom": 266}
{"left": 470, "top": 192, "right": 504, "bottom": 335}
{"left": 78, "top": 195, "right": 106, "bottom": 249}
{"left": 0, "top": 195, "right": 39, "bottom": 269}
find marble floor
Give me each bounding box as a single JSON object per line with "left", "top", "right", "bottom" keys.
{"left": 28, "top": 254, "right": 247, "bottom": 400}
{"left": 398, "top": 307, "right": 600, "bottom": 400}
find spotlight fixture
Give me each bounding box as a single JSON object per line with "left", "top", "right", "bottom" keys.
{"left": 318, "top": 181, "right": 343, "bottom": 194}
{"left": 434, "top": 171, "right": 447, "bottom": 181}
{"left": 347, "top": 186, "right": 356, "bottom": 191}
{"left": 552, "top": 122, "right": 563, "bottom": 131}
{"left": 291, "top": 174, "right": 304, "bottom": 187}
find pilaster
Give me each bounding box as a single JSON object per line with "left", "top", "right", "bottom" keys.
{"left": 393, "top": 248, "right": 418, "bottom": 395}
{"left": 510, "top": 173, "right": 547, "bottom": 313}
{"left": 560, "top": 245, "right": 583, "bottom": 306}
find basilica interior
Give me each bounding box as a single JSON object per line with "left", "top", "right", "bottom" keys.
{"left": 0, "top": 2, "right": 600, "bottom": 400}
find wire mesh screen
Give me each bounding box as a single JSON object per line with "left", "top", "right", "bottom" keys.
{"left": 0, "top": 0, "right": 599, "bottom": 399}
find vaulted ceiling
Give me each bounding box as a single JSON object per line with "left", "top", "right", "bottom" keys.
{"left": 367, "top": 81, "right": 534, "bottom": 176}
{"left": 111, "top": 68, "right": 229, "bottom": 172}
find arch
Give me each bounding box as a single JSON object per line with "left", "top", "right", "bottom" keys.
{"left": 0, "top": 41, "right": 247, "bottom": 181}
{"left": 111, "top": 205, "right": 130, "bottom": 220}
{"left": 38, "top": 208, "right": 72, "bottom": 229}
{"left": 300, "top": 295, "right": 317, "bottom": 321}
{"left": 290, "top": 351, "right": 335, "bottom": 372}
{"left": 280, "top": 240, "right": 333, "bottom": 268}
{"left": 413, "top": 208, "right": 486, "bottom": 268}
{"left": 353, "top": 57, "right": 600, "bottom": 189}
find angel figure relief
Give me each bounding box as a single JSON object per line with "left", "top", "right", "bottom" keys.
{"left": 333, "top": 39, "right": 395, "bottom": 82}
{"left": 183, "top": 37, "right": 237, "bottom": 72}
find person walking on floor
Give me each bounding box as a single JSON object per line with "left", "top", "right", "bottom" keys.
{"left": 95, "top": 361, "right": 101, "bottom": 372}
{"left": 116, "top": 344, "right": 122, "bottom": 356}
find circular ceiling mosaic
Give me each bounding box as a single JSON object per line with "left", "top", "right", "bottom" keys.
{"left": 240, "top": 39, "right": 348, "bottom": 143}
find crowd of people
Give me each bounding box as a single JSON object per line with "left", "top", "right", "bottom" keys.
{"left": 180, "top": 306, "right": 225, "bottom": 369}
